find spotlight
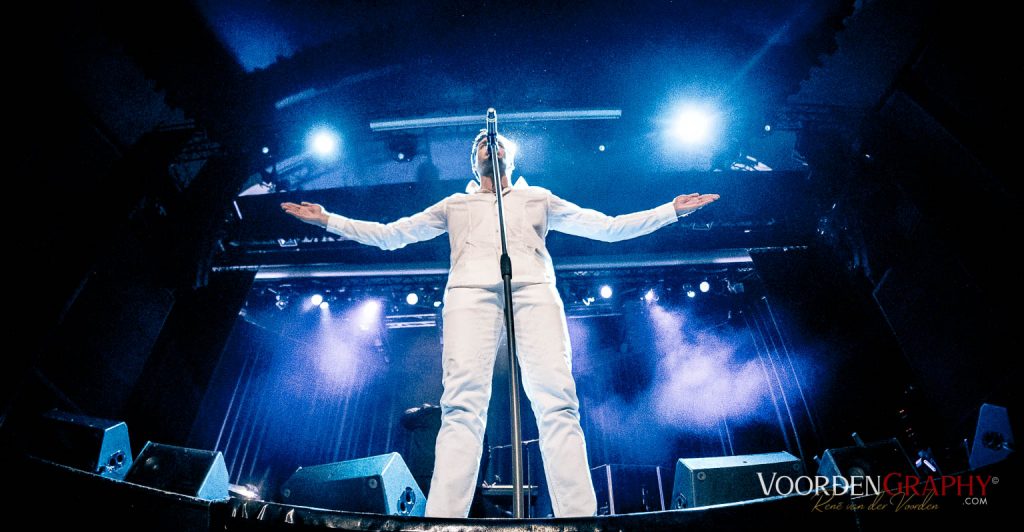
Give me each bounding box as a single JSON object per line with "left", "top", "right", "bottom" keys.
{"left": 275, "top": 299, "right": 288, "bottom": 310}
{"left": 229, "top": 484, "right": 261, "bottom": 500}
{"left": 389, "top": 135, "right": 417, "bottom": 162}
{"left": 763, "top": 124, "right": 771, "bottom": 133}
{"left": 687, "top": 290, "right": 697, "bottom": 298}
{"left": 310, "top": 294, "right": 324, "bottom": 306}
{"left": 433, "top": 301, "right": 442, "bottom": 308}
{"left": 599, "top": 285, "right": 613, "bottom": 299}
{"left": 598, "top": 144, "right": 606, "bottom": 152}
{"left": 358, "top": 300, "right": 381, "bottom": 331}
{"left": 261, "top": 146, "right": 270, "bottom": 155}
{"left": 308, "top": 128, "right": 340, "bottom": 159}
{"left": 668, "top": 105, "right": 716, "bottom": 147}
{"left": 319, "top": 301, "right": 330, "bottom": 310}
{"left": 406, "top": 293, "right": 419, "bottom": 305}
{"left": 699, "top": 281, "right": 710, "bottom": 293}
{"left": 359, "top": 300, "right": 382, "bottom": 321}
{"left": 644, "top": 289, "right": 656, "bottom": 302}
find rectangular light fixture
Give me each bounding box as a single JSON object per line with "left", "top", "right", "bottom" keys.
{"left": 369, "top": 109, "right": 622, "bottom": 132}
{"left": 248, "top": 250, "right": 753, "bottom": 280}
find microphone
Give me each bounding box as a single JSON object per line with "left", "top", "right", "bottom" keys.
{"left": 486, "top": 108, "right": 497, "bottom": 138}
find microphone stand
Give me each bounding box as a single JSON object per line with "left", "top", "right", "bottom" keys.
{"left": 485, "top": 108, "right": 526, "bottom": 518}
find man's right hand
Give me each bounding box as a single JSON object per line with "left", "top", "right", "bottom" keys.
{"left": 281, "top": 201, "right": 329, "bottom": 228}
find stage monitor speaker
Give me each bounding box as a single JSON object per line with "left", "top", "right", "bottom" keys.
{"left": 816, "top": 438, "right": 916, "bottom": 486}
{"left": 280, "top": 453, "right": 425, "bottom": 516}
{"left": 591, "top": 464, "right": 669, "bottom": 515}
{"left": 969, "top": 403, "right": 1014, "bottom": 470}
{"left": 26, "top": 409, "right": 132, "bottom": 479}
{"left": 124, "top": 442, "right": 229, "bottom": 501}
{"left": 672, "top": 451, "right": 803, "bottom": 509}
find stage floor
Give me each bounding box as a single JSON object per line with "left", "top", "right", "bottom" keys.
{"left": 8, "top": 456, "right": 1013, "bottom": 532}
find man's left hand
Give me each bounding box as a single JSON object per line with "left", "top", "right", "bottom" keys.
{"left": 674, "top": 193, "right": 720, "bottom": 217}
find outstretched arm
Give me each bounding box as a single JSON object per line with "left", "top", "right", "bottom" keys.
{"left": 281, "top": 200, "right": 447, "bottom": 251}
{"left": 673, "top": 193, "right": 720, "bottom": 216}
{"left": 281, "top": 201, "right": 330, "bottom": 227}
{"left": 548, "top": 192, "right": 719, "bottom": 242}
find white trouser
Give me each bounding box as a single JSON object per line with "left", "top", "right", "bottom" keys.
{"left": 424, "top": 282, "right": 598, "bottom": 518}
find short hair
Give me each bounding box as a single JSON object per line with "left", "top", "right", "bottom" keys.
{"left": 470, "top": 129, "right": 517, "bottom": 180}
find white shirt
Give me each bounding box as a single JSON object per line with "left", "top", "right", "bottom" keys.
{"left": 325, "top": 178, "right": 680, "bottom": 288}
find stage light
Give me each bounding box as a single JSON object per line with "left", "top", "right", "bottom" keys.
{"left": 687, "top": 290, "right": 697, "bottom": 298}
{"left": 388, "top": 135, "right": 417, "bottom": 162}
{"left": 600, "top": 285, "right": 613, "bottom": 299}
{"left": 261, "top": 146, "right": 270, "bottom": 155}
{"left": 319, "top": 301, "right": 330, "bottom": 310}
{"left": 358, "top": 300, "right": 382, "bottom": 331}
{"left": 370, "top": 109, "right": 622, "bottom": 132}
{"left": 668, "top": 106, "right": 716, "bottom": 147}
{"left": 309, "top": 128, "right": 340, "bottom": 159}
{"left": 644, "top": 289, "right": 656, "bottom": 302}
{"left": 310, "top": 294, "right": 324, "bottom": 306}
{"left": 598, "top": 144, "right": 606, "bottom": 152}
{"left": 229, "top": 483, "right": 261, "bottom": 500}
{"left": 699, "top": 281, "right": 710, "bottom": 293}
{"left": 359, "top": 300, "right": 382, "bottom": 323}
{"left": 406, "top": 293, "right": 419, "bottom": 305}
{"left": 433, "top": 301, "right": 442, "bottom": 308}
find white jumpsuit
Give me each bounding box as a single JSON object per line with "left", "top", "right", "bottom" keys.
{"left": 325, "top": 179, "right": 679, "bottom": 517}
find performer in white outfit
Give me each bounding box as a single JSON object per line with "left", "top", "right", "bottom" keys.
{"left": 282, "top": 131, "right": 719, "bottom": 518}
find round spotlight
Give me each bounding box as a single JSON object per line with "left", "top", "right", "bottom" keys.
{"left": 309, "top": 128, "right": 341, "bottom": 159}
{"left": 598, "top": 144, "right": 606, "bottom": 152}
{"left": 406, "top": 293, "right": 419, "bottom": 305}
{"left": 668, "top": 107, "right": 715, "bottom": 147}
{"left": 359, "top": 300, "right": 382, "bottom": 321}
{"left": 763, "top": 124, "right": 772, "bottom": 133}
{"left": 687, "top": 290, "right": 697, "bottom": 298}
{"left": 261, "top": 146, "right": 270, "bottom": 154}
{"left": 644, "top": 289, "right": 656, "bottom": 302}
{"left": 433, "top": 301, "right": 442, "bottom": 308}
{"left": 389, "top": 135, "right": 417, "bottom": 162}
{"left": 699, "top": 281, "right": 711, "bottom": 293}
{"left": 600, "top": 285, "right": 613, "bottom": 299}
{"left": 358, "top": 300, "right": 381, "bottom": 330}
{"left": 310, "top": 294, "right": 324, "bottom": 306}
{"left": 319, "top": 301, "right": 330, "bottom": 310}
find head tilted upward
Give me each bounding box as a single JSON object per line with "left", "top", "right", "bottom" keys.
{"left": 471, "top": 130, "right": 517, "bottom": 181}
